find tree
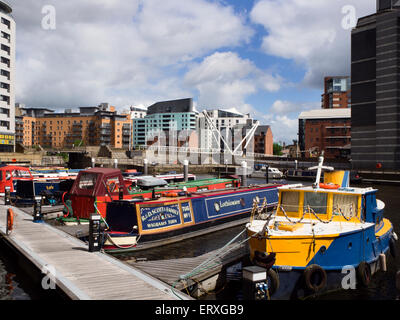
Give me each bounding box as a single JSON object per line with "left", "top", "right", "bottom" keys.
{"left": 273, "top": 143, "right": 283, "bottom": 156}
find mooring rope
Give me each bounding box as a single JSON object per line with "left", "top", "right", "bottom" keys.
{"left": 171, "top": 226, "right": 253, "bottom": 299}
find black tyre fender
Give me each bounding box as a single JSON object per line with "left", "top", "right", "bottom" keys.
{"left": 266, "top": 268, "right": 279, "bottom": 295}
{"left": 389, "top": 238, "right": 396, "bottom": 258}
{"left": 303, "top": 264, "right": 327, "bottom": 292}
{"left": 357, "top": 261, "right": 371, "bottom": 287}
{"left": 253, "top": 251, "right": 276, "bottom": 269}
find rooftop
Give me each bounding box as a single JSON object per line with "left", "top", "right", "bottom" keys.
{"left": 299, "top": 108, "right": 351, "bottom": 120}
{"left": 0, "top": 1, "right": 12, "bottom": 15}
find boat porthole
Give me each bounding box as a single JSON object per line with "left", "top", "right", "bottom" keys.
{"left": 348, "top": 242, "right": 352, "bottom": 250}
{"left": 214, "top": 202, "right": 220, "bottom": 212}
{"left": 240, "top": 198, "right": 245, "bottom": 207}
{"left": 319, "top": 246, "right": 326, "bottom": 254}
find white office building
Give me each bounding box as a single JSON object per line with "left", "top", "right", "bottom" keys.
{"left": 0, "top": 1, "right": 14, "bottom": 152}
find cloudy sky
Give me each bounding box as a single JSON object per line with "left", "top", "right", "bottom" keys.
{"left": 9, "top": 0, "right": 376, "bottom": 143}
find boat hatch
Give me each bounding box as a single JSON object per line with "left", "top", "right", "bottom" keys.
{"left": 136, "top": 176, "right": 168, "bottom": 189}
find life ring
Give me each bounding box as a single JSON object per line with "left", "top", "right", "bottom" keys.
{"left": 357, "top": 261, "right": 371, "bottom": 287}
{"left": 319, "top": 183, "right": 340, "bottom": 190}
{"left": 253, "top": 251, "right": 276, "bottom": 269}
{"left": 266, "top": 268, "right": 280, "bottom": 296}
{"left": 106, "top": 181, "right": 118, "bottom": 194}
{"left": 6, "top": 208, "right": 14, "bottom": 234}
{"left": 389, "top": 238, "right": 396, "bottom": 258}
{"left": 303, "top": 264, "right": 327, "bottom": 292}
{"left": 163, "top": 192, "right": 179, "bottom": 197}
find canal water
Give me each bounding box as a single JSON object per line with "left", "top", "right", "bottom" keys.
{"left": 0, "top": 177, "right": 398, "bottom": 300}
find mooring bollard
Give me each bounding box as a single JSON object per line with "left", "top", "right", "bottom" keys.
{"left": 143, "top": 159, "right": 148, "bottom": 175}
{"left": 242, "top": 266, "right": 268, "bottom": 300}
{"left": 4, "top": 186, "right": 11, "bottom": 205}
{"left": 33, "top": 196, "right": 43, "bottom": 223}
{"left": 89, "top": 214, "right": 102, "bottom": 252}
{"left": 183, "top": 160, "right": 189, "bottom": 182}
{"left": 241, "top": 161, "right": 247, "bottom": 187}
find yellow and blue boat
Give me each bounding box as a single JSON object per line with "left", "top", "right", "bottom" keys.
{"left": 246, "top": 155, "right": 398, "bottom": 299}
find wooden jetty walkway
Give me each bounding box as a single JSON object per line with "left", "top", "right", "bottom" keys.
{"left": 132, "top": 242, "right": 249, "bottom": 297}
{"left": 0, "top": 205, "right": 190, "bottom": 300}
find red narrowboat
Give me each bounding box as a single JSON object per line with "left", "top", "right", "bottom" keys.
{"left": 0, "top": 165, "right": 33, "bottom": 193}
{"left": 66, "top": 168, "right": 241, "bottom": 221}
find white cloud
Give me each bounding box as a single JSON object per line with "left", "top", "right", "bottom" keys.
{"left": 11, "top": 0, "right": 254, "bottom": 109}
{"left": 250, "top": 0, "right": 375, "bottom": 87}
{"left": 270, "top": 100, "right": 319, "bottom": 114}
{"left": 184, "top": 51, "right": 282, "bottom": 109}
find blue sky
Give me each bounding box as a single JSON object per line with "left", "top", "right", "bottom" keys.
{"left": 10, "top": 0, "right": 377, "bottom": 143}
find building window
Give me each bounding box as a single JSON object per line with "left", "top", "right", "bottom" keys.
{"left": 1, "top": 18, "right": 10, "bottom": 29}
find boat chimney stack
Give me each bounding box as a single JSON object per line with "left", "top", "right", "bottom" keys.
{"left": 143, "top": 159, "right": 148, "bottom": 175}
{"left": 183, "top": 160, "right": 189, "bottom": 182}
{"left": 241, "top": 161, "right": 248, "bottom": 187}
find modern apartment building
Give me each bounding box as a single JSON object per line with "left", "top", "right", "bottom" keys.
{"left": 16, "top": 103, "right": 131, "bottom": 149}
{"left": 321, "top": 76, "right": 351, "bottom": 109}
{"left": 130, "top": 106, "right": 147, "bottom": 119}
{"left": 0, "top": 1, "right": 15, "bottom": 152}
{"left": 299, "top": 109, "right": 351, "bottom": 159}
{"left": 351, "top": 0, "right": 400, "bottom": 170}
{"left": 132, "top": 98, "right": 198, "bottom": 147}
{"left": 197, "top": 109, "right": 255, "bottom": 151}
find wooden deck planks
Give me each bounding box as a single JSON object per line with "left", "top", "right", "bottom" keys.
{"left": 0, "top": 205, "right": 189, "bottom": 300}
{"left": 132, "top": 242, "right": 248, "bottom": 290}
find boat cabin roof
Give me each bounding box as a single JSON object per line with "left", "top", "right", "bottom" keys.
{"left": 0, "top": 165, "right": 31, "bottom": 172}
{"left": 278, "top": 184, "right": 377, "bottom": 195}
{"left": 70, "top": 167, "right": 126, "bottom": 197}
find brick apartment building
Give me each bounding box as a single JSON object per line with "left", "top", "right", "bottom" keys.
{"left": 299, "top": 109, "right": 351, "bottom": 159}
{"left": 321, "top": 76, "right": 351, "bottom": 109}
{"left": 16, "top": 103, "right": 131, "bottom": 149}
{"left": 254, "top": 125, "right": 273, "bottom": 155}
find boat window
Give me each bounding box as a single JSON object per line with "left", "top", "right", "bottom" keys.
{"left": 5, "top": 170, "right": 11, "bottom": 181}
{"left": 12, "top": 170, "right": 31, "bottom": 178}
{"left": 280, "top": 191, "right": 299, "bottom": 212}
{"left": 333, "top": 194, "right": 358, "bottom": 218}
{"left": 304, "top": 192, "right": 327, "bottom": 215}
{"left": 78, "top": 173, "right": 97, "bottom": 190}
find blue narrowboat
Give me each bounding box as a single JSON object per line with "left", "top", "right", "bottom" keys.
{"left": 102, "top": 185, "right": 280, "bottom": 253}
